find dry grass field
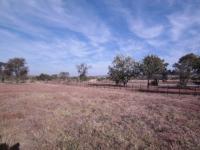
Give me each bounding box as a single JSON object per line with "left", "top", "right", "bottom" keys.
{"left": 0, "top": 83, "right": 200, "bottom": 150}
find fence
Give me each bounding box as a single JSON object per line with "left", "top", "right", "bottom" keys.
{"left": 63, "top": 81, "right": 200, "bottom": 96}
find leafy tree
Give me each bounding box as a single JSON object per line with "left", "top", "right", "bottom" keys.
{"left": 142, "top": 55, "right": 167, "bottom": 87}
{"left": 161, "top": 63, "right": 169, "bottom": 82}
{"left": 51, "top": 74, "right": 58, "bottom": 80}
{"left": 5, "top": 58, "right": 28, "bottom": 82}
{"left": 77, "top": 63, "right": 90, "bottom": 81}
{"left": 58, "top": 72, "right": 69, "bottom": 80}
{"left": 108, "top": 55, "right": 140, "bottom": 86}
{"left": 36, "top": 73, "right": 52, "bottom": 81}
{"left": 0, "top": 62, "right": 6, "bottom": 82}
{"left": 167, "top": 69, "right": 177, "bottom": 75}
{"left": 173, "top": 53, "right": 199, "bottom": 86}
{"left": 193, "top": 56, "right": 200, "bottom": 74}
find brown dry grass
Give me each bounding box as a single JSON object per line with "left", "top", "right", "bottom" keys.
{"left": 0, "top": 83, "right": 200, "bottom": 150}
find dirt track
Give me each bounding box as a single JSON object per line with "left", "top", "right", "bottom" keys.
{"left": 0, "top": 83, "right": 200, "bottom": 149}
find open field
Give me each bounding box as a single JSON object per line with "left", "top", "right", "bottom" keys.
{"left": 0, "top": 83, "right": 200, "bottom": 150}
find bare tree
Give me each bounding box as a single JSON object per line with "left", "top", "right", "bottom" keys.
{"left": 76, "top": 63, "right": 90, "bottom": 81}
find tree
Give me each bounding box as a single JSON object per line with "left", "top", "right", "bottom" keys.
{"left": 51, "top": 74, "right": 58, "bottom": 80}
{"left": 58, "top": 72, "right": 69, "bottom": 80}
{"left": 5, "top": 58, "right": 28, "bottom": 82}
{"left": 142, "top": 55, "right": 167, "bottom": 87}
{"left": 193, "top": 56, "right": 200, "bottom": 74}
{"left": 161, "top": 63, "right": 169, "bottom": 82}
{"left": 36, "top": 73, "right": 52, "bottom": 81}
{"left": 173, "top": 53, "right": 199, "bottom": 87}
{"left": 108, "top": 55, "right": 140, "bottom": 86}
{"left": 76, "top": 63, "right": 90, "bottom": 81}
{"left": 0, "top": 62, "right": 6, "bottom": 82}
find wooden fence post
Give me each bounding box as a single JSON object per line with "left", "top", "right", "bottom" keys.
{"left": 167, "top": 86, "right": 168, "bottom": 95}
{"left": 195, "top": 87, "right": 197, "bottom": 96}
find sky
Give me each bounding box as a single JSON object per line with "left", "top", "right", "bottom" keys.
{"left": 0, "top": 0, "right": 200, "bottom": 76}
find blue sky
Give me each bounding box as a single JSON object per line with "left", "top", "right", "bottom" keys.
{"left": 0, "top": 0, "right": 200, "bottom": 76}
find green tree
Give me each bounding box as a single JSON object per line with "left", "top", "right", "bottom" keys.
{"left": 5, "top": 58, "right": 28, "bottom": 82}
{"left": 36, "top": 73, "right": 52, "bottom": 81}
{"left": 77, "top": 63, "right": 90, "bottom": 81}
{"left": 174, "top": 53, "right": 199, "bottom": 86}
{"left": 142, "top": 55, "right": 167, "bottom": 87}
{"left": 193, "top": 56, "right": 200, "bottom": 74}
{"left": 108, "top": 55, "right": 140, "bottom": 86}
{"left": 161, "top": 63, "right": 169, "bottom": 82}
{"left": 0, "top": 62, "right": 6, "bottom": 82}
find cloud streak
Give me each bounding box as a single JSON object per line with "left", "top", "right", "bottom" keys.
{"left": 0, "top": 0, "right": 199, "bottom": 75}
{"left": 130, "top": 19, "right": 164, "bottom": 39}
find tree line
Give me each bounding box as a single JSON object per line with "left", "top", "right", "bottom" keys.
{"left": 0, "top": 59, "right": 90, "bottom": 83}
{"left": 35, "top": 63, "right": 90, "bottom": 82}
{"left": 108, "top": 53, "right": 200, "bottom": 87}
{"left": 0, "top": 53, "right": 200, "bottom": 87}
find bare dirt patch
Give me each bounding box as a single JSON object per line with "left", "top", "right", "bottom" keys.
{"left": 0, "top": 83, "right": 200, "bottom": 149}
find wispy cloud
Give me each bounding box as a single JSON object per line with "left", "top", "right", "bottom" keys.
{"left": 0, "top": 0, "right": 112, "bottom": 44}
{"left": 129, "top": 19, "right": 164, "bottom": 39}
{"left": 0, "top": 0, "right": 199, "bottom": 75}
{"left": 168, "top": 7, "right": 200, "bottom": 41}
{"left": 0, "top": 0, "right": 114, "bottom": 75}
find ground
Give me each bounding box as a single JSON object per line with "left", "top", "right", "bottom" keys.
{"left": 0, "top": 83, "right": 200, "bottom": 150}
